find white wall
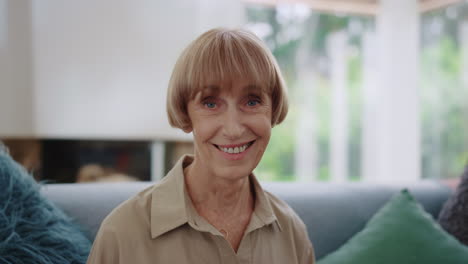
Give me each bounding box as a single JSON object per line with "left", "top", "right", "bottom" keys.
{"left": 1, "top": 0, "right": 245, "bottom": 140}
{"left": 0, "top": 0, "right": 34, "bottom": 137}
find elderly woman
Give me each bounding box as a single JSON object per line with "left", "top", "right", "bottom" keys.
{"left": 87, "top": 28, "right": 315, "bottom": 264}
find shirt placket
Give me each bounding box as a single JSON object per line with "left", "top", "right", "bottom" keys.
{"left": 215, "top": 235, "right": 239, "bottom": 264}
{"left": 235, "top": 232, "right": 253, "bottom": 264}
{"left": 187, "top": 212, "right": 238, "bottom": 264}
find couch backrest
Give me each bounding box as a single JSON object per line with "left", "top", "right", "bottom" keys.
{"left": 262, "top": 181, "right": 451, "bottom": 259}
{"left": 41, "top": 180, "right": 451, "bottom": 259}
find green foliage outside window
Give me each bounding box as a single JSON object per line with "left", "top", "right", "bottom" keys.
{"left": 249, "top": 3, "right": 468, "bottom": 181}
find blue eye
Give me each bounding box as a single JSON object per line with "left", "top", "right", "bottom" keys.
{"left": 205, "top": 102, "right": 216, "bottom": 109}
{"left": 247, "top": 100, "right": 259, "bottom": 107}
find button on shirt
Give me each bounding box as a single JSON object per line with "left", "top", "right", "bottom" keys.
{"left": 87, "top": 155, "right": 315, "bottom": 264}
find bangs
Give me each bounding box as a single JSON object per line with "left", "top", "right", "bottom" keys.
{"left": 167, "top": 28, "right": 289, "bottom": 130}
{"left": 183, "top": 31, "right": 278, "bottom": 98}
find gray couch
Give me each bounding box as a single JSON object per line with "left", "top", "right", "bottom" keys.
{"left": 40, "top": 181, "right": 452, "bottom": 260}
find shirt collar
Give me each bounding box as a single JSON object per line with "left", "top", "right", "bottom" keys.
{"left": 150, "top": 155, "right": 189, "bottom": 239}
{"left": 249, "top": 173, "right": 282, "bottom": 231}
{"left": 150, "top": 155, "right": 281, "bottom": 239}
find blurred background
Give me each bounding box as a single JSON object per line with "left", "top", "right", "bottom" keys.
{"left": 0, "top": 0, "right": 467, "bottom": 184}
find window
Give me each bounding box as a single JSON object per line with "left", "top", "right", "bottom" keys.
{"left": 421, "top": 2, "right": 468, "bottom": 179}
{"left": 246, "top": 3, "right": 374, "bottom": 181}
{"left": 247, "top": 2, "right": 468, "bottom": 182}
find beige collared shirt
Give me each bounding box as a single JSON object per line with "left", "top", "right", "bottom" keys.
{"left": 87, "top": 155, "right": 315, "bottom": 264}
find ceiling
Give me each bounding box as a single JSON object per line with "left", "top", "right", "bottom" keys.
{"left": 245, "top": 0, "right": 464, "bottom": 16}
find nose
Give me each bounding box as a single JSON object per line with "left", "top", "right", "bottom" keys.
{"left": 222, "top": 107, "right": 245, "bottom": 140}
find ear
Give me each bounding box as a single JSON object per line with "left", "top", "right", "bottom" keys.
{"left": 182, "top": 125, "right": 193, "bottom": 133}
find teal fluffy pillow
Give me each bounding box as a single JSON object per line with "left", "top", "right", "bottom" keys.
{"left": 0, "top": 146, "right": 91, "bottom": 263}
{"left": 318, "top": 189, "right": 468, "bottom": 264}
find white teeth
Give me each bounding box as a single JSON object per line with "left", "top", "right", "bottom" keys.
{"left": 218, "top": 142, "right": 252, "bottom": 154}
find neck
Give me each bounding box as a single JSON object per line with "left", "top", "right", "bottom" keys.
{"left": 184, "top": 158, "right": 253, "bottom": 215}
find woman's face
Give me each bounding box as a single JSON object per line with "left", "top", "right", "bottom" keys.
{"left": 186, "top": 78, "right": 272, "bottom": 181}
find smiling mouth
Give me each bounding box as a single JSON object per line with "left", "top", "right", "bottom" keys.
{"left": 213, "top": 140, "right": 256, "bottom": 154}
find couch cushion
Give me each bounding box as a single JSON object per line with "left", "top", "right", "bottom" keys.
{"left": 317, "top": 189, "right": 468, "bottom": 264}
{"left": 262, "top": 181, "right": 452, "bottom": 259}
{"left": 438, "top": 165, "right": 468, "bottom": 245}
{"left": 0, "top": 146, "right": 91, "bottom": 264}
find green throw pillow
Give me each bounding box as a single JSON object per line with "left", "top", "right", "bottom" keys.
{"left": 318, "top": 189, "right": 468, "bottom": 264}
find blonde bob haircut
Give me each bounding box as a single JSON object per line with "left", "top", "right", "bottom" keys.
{"left": 167, "top": 28, "right": 289, "bottom": 131}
